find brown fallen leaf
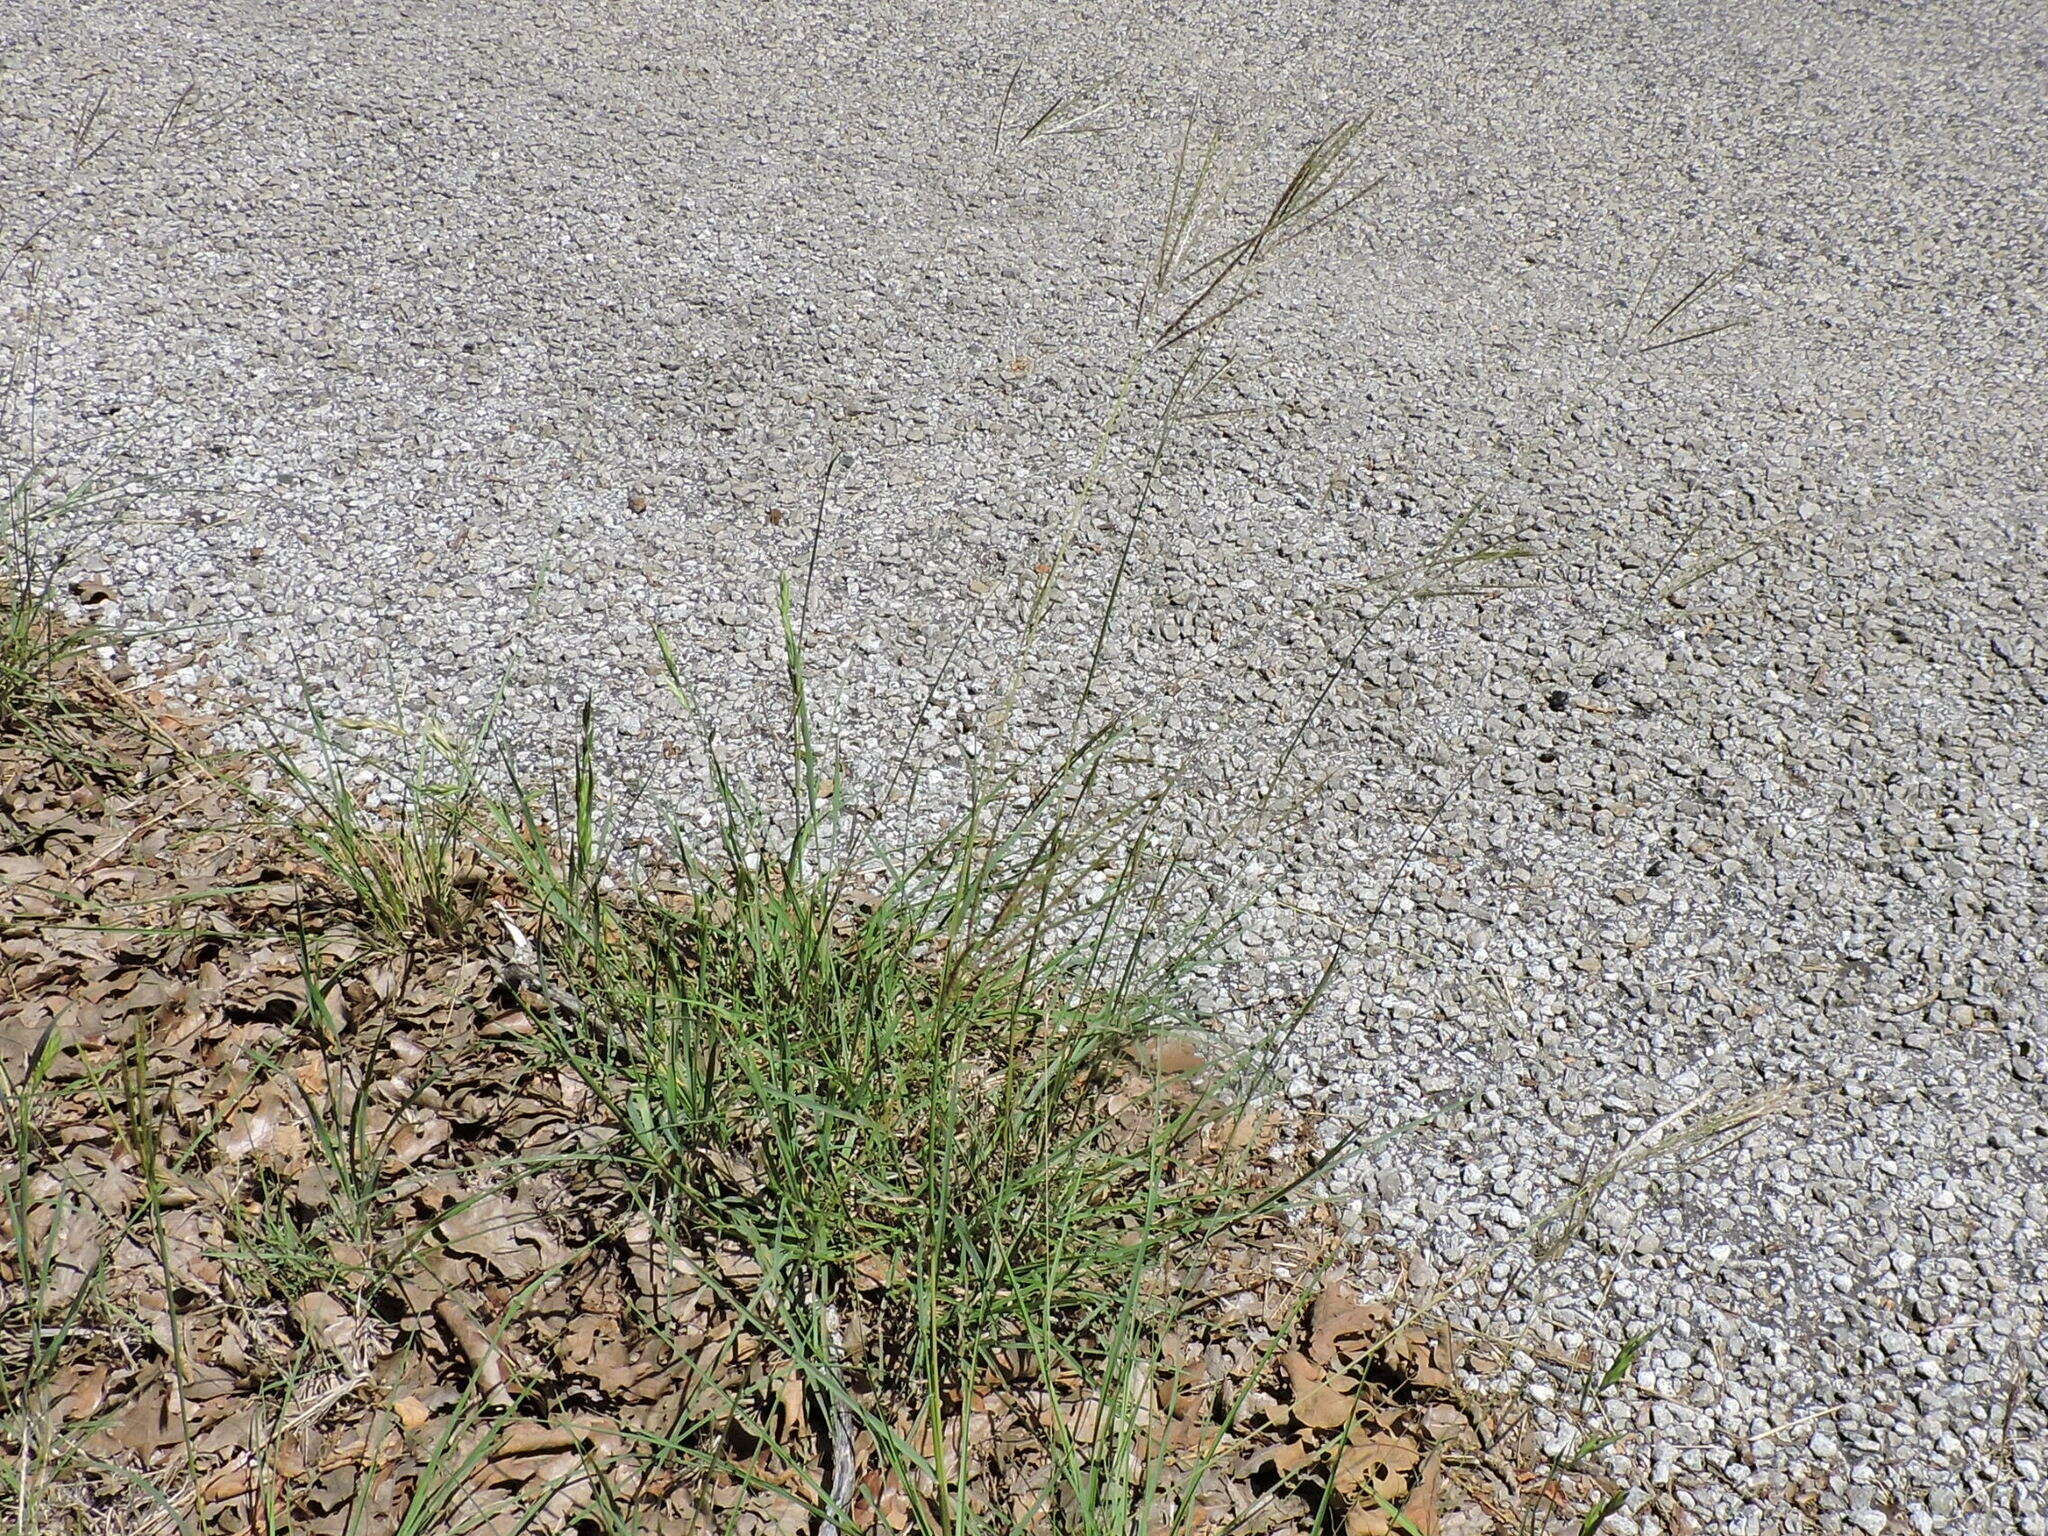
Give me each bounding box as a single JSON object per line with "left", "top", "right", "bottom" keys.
{"left": 1263, "top": 1436, "right": 1316, "bottom": 1475}
{"left": 1400, "top": 1449, "right": 1443, "bottom": 1535}
{"left": 776, "top": 1369, "right": 807, "bottom": 1439}
{"left": 491, "top": 1420, "right": 586, "bottom": 1458}
{"left": 46, "top": 1362, "right": 109, "bottom": 1425}
{"left": 1334, "top": 1436, "right": 1420, "bottom": 1502}
{"left": 867, "top": 1471, "right": 913, "bottom": 1532}
{"left": 1204, "top": 1106, "right": 1276, "bottom": 1151}
{"left": 1292, "top": 1380, "right": 1359, "bottom": 1431}
{"left": 694, "top": 1144, "right": 764, "bottom": 1195}
{"left": 437, "top": 1191, "right": 565, "bottom": 1280}
{"left": 1278, "top": 1350, "right": 1321, "bottom": 1395}
{"left": 850, "top": 1250, "right": 906, "bottom": 1290}
{"left": 1388, "top": 1330, "right": 1453, "bottom": 1390}
{"left": 392, "top": 1394, "right": 434, "bottom": 1432}
{"left": 94, "top": 1381, "right": 183, "bottom": 1462}
{"left": 200, "top": 1462, "right": 257, "bottom": 1503}
{"left": 526, "top": 1450, "right": 604, "bottom": 1526}
{"left": 1419, "top": 1402, "right": 1469, "bottom": 1442}
{"left": 216, "top": 1078, "right": 308, "bottom": 1171}
{"left": 1310, "top": 1281, "right": 1391, "bottom": 1365}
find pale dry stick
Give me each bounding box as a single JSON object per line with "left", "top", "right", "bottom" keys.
{"left": 1066, "top": 340, "right": 1227, "bottom": 733}
{"left": 817, "top": 1292, "right": 858, "bottom": 1536}
{"left": 1501, "top": 235, "right": 1770, "bottom": 617}
{"left": 991, "top": 345, "right": 1150, "bottom": 731}
{"left": 1025, "top": 505, "right": 1523, "bottom": 898}
{"left": 0, "top": 213, "right": 61, "bottom": 290}
{"left": 437, "top": 1297, "right": 514, "bottom": 1409}
{"left": 1635, "top": 492, "right": 1714, "bottom": 614}
{"left": 1748, "top": 1403, "right": 1842, "bottom": 1446}
{"left": 1997, "top": 1344, "right": 2034, "bottom": 1470}
{"left": 1147, "top": 123, "right": 1227, "bottom": 325}
{"left": 974, "top": 530, "right": 1526, "bottom": 1076}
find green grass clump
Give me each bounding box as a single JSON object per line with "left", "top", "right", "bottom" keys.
{"left": 518, "top": 790, "right": 1209, "bottom": 1326}
{"left": 451, "top": 595, "right": 1306, "bottom": 1532}
{"left": 1, "top": 469, "right": 103, "bottom": 744}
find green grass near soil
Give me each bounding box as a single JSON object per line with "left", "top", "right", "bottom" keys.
{"left": 275, "top": 583, "right": 1340, "bottom": 1534}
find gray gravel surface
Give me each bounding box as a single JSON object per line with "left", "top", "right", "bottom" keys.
{"left": 5, "top": 1, "right": 2046, "bottom": 1530}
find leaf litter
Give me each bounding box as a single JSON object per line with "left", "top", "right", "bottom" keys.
{"left": 1, "top": 645, "right": 1596, "bottom": 1534}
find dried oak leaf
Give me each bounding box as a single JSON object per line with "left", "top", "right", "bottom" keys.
{"left": 1309, "top": 1281, "right": 1391, "bottom": 1366}
{"left": 1419, "top": 1402, "right": 1470, "bottom": 1442}
{"left": 1278, "top": 1350, "right": 1320, "bottom": 1396}
{"left": 392, "top": 1394, "right": 435, "bottom": 1432}
{"left": 42, "top": 1361, "right": 109, "bottom": 1425}
{"left": 1333, "top": 1435, "right": 1419, "bottom": 1502}
{"left": 1396, "top": 1336, "right": 1453, "bottom": 1391}
{"left": 850, "top": 1250, "right": 906, "bottom": 1290}
{"left": 91, "top": 1378, "right": 185, "bottom": 1463}
{"left": 436, "top": 1191, "right": 565, "bottom": 1280}
{"left": 1262, "top": 1436, "right": 1317, "bottom": 1476}
{"left": 216, "top": 1078, "right": 308, "bottom": 1171}
{"left": 1400, "top": 1448, "right": 1444, "bottom": 1535}
{"left": 1292, "top": 1378, "right": 1362, "bottom": 1432}
{"left": 555, "top": 1315, "right": 653, "bottom": 1395}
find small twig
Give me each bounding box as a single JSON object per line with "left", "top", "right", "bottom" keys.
{"left": 153, "top": 82, "right": 197, "bottom": 147}
{"left": 819, "top": 1290, "right": 859, "bottom": 1536}
{"left": 1750, "top": 1403, "right": 1840, "bottom": 1445}
{"left": 490, "top": 902, "right": 587, "bottom": 1020}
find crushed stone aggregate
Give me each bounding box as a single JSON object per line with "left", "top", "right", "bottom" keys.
{"left": 4, "top": 1, "right": 2045, "bottom": 1529}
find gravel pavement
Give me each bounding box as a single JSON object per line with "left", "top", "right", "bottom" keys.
{"left": 4, "top": 2, "right": 2045, "bottom": 1530}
